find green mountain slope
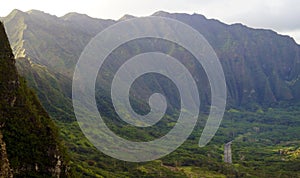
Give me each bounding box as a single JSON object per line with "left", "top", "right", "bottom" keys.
{"left": 152, "top": 11, "right": 300, "bottom": 106}
{"left": 3, "top": 10, "right": 300, "bottom": 110}
{"left": 2, "top": 9, "right": 114, "bottom": 122}
{"left": 1, "top": 10, "right": 300, "bottom": 177}
{"left": 0, "top": 21, "right": 70, "bottom": 177}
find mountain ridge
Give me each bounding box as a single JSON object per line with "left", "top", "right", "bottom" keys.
{"left": 2, "top": 9, "right": 300, "bottom": 117}
{"left": 2, "top": 9, "right": 298, "bottom": 44}
{"left": 2, "top": 9, "right": 300, "bottom": 177}
{"left": 0, "top": 21, "right": 71, "bottom": 177}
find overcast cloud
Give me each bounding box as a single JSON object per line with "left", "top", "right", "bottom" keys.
{"left": 196, "top": 0, "right": 300, "bottom": 30}
{"left": 0, "top": 0, "right": 299, "bottom": 43}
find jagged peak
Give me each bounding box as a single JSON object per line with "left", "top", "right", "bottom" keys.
{"left": 9, "top": 9, "right": 25, "bottom": 15}
{"left": 27, "top": 9, "right": 46, "bottom": 15}
{"left": 152, "top": 11, "right": 206, "bottom": 19}
{"left": 118, "top": 14, "right": 136, "bottom": 21}
{"left": 151, "top": 11, "right": 212, "bottom": 24}
{"left": 190, "top": 12, "right": 207, "bottom": 19}
{"left": 26, "top": 9, "right": 58, "bottom": 19}
{"left": 62, "top": 12, "right": 91, "bottom": 20}
{"left": 62, "top": 12, "right": 114, "bottom": 23}
{"left": 5, "top": 9, "right": 27, "bottom": 20}
{"left": 151, "top": 10, "right": 171, "bottom": 16}
{"left": 3, "top": 9, "right": 58, "bottom": 22}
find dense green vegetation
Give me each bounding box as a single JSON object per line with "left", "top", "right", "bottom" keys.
{"left": 0, "top": 21, "right": 70, "bottom": 177}
{"left": 56, "top": 102, "right": 300, "bottom": 177}
{"left": 1, "top": 10, "right": 300, "bottom": 177}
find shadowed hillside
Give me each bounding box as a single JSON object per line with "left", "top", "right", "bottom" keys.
{"left": 0, "top": 21, "right": 70, "bottom": 177}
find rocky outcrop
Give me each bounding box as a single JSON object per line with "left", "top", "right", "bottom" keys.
{"left": 224, "top": 141, "right": 232, "bottom": 164}
{"left": 0, "top": 127, "right": 13, "bottom": 178}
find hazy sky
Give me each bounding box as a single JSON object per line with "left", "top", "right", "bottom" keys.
{"left": 1, "top": 0, "right": 300, "bottom": 43}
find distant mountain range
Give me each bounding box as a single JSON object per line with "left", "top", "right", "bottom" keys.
{"left": 2, "top": 9, "right": 300, "bottom": 113}
{"left": 1, "top": 9, "right": 300, "bottom": 177}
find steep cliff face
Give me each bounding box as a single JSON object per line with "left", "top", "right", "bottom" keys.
{"left": 0, "top": 21, "right": 70, "bottom": 177}
{"left": 0, "top": 128, "right": 13, "bottom": 178}
{"left": 153, "top": 11, "right": 300, "bottom": 106}
{"left": 3, "top": 10, "right": 300, "bottom": 111}
{"left": 2, "top": 10, "right": 300, "bottom": 177}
